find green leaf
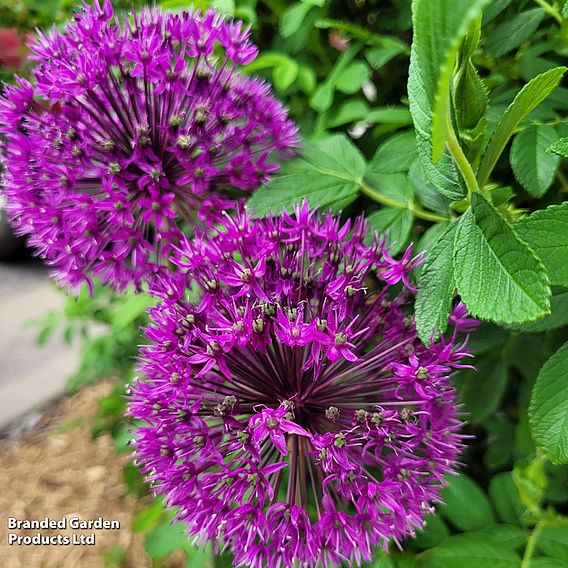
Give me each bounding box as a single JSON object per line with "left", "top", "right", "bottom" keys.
{"left": 440, "top": 474, "right": 496, "bottom": 531}
{"left": 529, "top": 559, "right": 568, "bottom": 568}
{"left": 548, "top": 137, "right": 568, "bottom": 157}
{"left": 411, "top": 0, "right": 491, "bottom": 162}
{"left": 413, "top": 512, "right": 450, "bottom": 549}
{"left": 248, "top": 135, "right": 363, "bottom": 216}
{"left": 368, "top": 131, "right": 417, "bottom": 174}
{"left": 537, "top": 525, "right": 568, "bottom": 561}
{"left": 309, "top": 44, "right": 361, "bottom": 112}
{"left": 109, "top": 293, "right": 154, "bottom": 330}
{"left": 272, "top": 59, "right": 299, "bottom": 92}
{"left": 424, "top": 532, "right": 520, "bottom": 568}
{"left": 415, "top": 222, "right": 457, "bottom": 343}
{"left": 477, "top": 67, "right": 566, "bottom": 188}
{"left": 324, "top": 100, "right": 369, "bottom": 129}
{"left": 310, "top": 83, "right": 334, "bottom": 113}
{"left": 529, "top": 340, "right": 568, "bottom": 463}
{"left": 144, "top": 520, "right": 189, "bottom": 558}
{"left": 482, "top": 0, "right": 515, "bottom": 25}
{"left": 480, "top": 524, "right": 526, "bottom": 549}
{"left": 366, "top": 107, "right": 412, "bottom": 125}
{"left": 296, "top": 65, "right": 316, "bottom": 94}
{"left": 454, "top": 61, "right": 488, "bottom": 131}
{"left": 244, "top": 52, "right": 299, "bottom": 93}
{"left": 488, "top": 473, "right": 524, "bottom": 526}
{"left": 453, "top": 192, "right": 550, "bottom": 325}
{"left": 132, "top": 500, "right": 164, "bottom": 534}
{"left": 408, "top": 161, "right": 452, "bottom": 214}
{"left": 366, "top": 45, "right": 406, "bottom": 69}
{"left": 515, "top": 288, "right": 568, "bottom": 333}
{"left": 515, "top": 202, "right": 568, "bottom": 287}
{"left": 335, "top": 61, "right": 370, "bottom": 94}
{"left": 408, "top": 47, "right": 467, "bottom": 200}
{"left": 510, "top": 125, "right": 560, "bottom": 198}
{"left": 367, "top": 208, "right": 413, "bottom": 255}
{"left": 486, "top": 8, "right": 545, "bottom": 57}
{"left": 457, "top": 356, "right": 508, "bottom": 422}
{"left": 280, "top": 3, "right": 312, "bottom": 38}
{"left": 364, "top": 173, "right": 415, "bottom": 205}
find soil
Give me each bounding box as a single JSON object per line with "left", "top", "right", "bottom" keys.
{"left": 0, "top": 382, "right": 187, "bottom": 568}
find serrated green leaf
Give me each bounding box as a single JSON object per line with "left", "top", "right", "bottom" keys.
{"left": 489, "top": 473, "right": 524, "bottom": 526}
{"left": 529, "top": 341, "right": 568, "bottom": 463}
{"left": 515, "top": 202, "right": 568, "bottom": 287}
{"left": 408, "top": 47, "right": 467, "bottom": 200}
{"left": 367, "top": 208, "right": 413, "bottom": 255}
{"left": 564, "top": 1, "right": 568, "bottom": 18}
{"left": 511, "top": 125, "right": 560, "bottom": 198}
{"left": 411, "top": 0, "right": 491, "bottom": 162}
{"left": 248, "top": 135, "right": 363, "bottom": 216}
{"left": 456, "top": 356, "right": 508, "bottom": 422}
{"left": 477, "top": 67, "right": 566, "bottom": 188}
{"left": 368, "top": 131, "right": 417, "bottom": 174}
{"left": 487, "top": 8, "right": 545, "bottom": 57}
{"left": 425, "top": 532, "right": 520, "bottom": 568}
{"left": 548, "top": 137, "right": 568, "bottom": 157}
{"left": 453, "top": 192, "right": 550, "bottom": 325}
{"left": 454, "top": 61, "right": 488, "bottom": 131}
{"left": 415, "top": 222, "right": 457, "bottom": 343}
{"left": 440, "top": 474, "right": 496, "bottom": 531}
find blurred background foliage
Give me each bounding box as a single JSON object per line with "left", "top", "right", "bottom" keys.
{"left": 2, "top": 0, "right": 568, "bottom": 567}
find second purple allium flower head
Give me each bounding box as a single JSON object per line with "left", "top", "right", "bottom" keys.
{"left": 0, "top": 1, "right": 298, "bottom": 291}
{"left": 129, "top": 202, "right": 474, "bottom": 567}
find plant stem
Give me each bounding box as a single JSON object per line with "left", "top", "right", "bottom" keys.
{"left": 359, "top": 180, "right": 449, "bottom": 222}
{"left": 533, "top": 0, "right": 563, "bottom": 24}
{"left": 445, "top": 109, "right": 479, "bottom": 195}
{"left": 521, "top": 523, "right": 543, "bottom": 568}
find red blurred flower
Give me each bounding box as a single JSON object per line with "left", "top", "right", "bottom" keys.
{"left": 0, "top": 28, "right": 22, "bottom": 68}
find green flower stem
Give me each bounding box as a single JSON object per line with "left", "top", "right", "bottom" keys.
{"left": 521, "top": 523, "right": 543, "bottom": 568}
{"left": 445, "top": 109, "right": 479, "bottom": 195}
{"left": 533, "top": 0, "right": 563, "bottom": 25}
{"left": 359, "top": 180, "right": 450, "bottom": 222}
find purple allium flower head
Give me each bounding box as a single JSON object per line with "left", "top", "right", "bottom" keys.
{"left": 128, "top": 202, "right": 474, "bottom": 567}
{"left": 0, "top": 1, "right": 298, "bottom": 291}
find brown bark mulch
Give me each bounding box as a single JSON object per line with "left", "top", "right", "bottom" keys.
{"left": 0, "top": 382, "right": 186, "bottom": 568}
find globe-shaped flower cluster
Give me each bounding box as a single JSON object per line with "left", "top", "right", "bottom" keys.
{"left": 129, "top": 202, "right": 474, "bottom": 567}
{"left": 0, "top": 1, "right": 298, "bottom": 290}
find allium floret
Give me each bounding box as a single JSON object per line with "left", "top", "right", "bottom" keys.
{"left": 0, "top": 1, "right": 298, "bottom": 290}
{"left": 128, "top": 202, "right": 475, "bottom": 567}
